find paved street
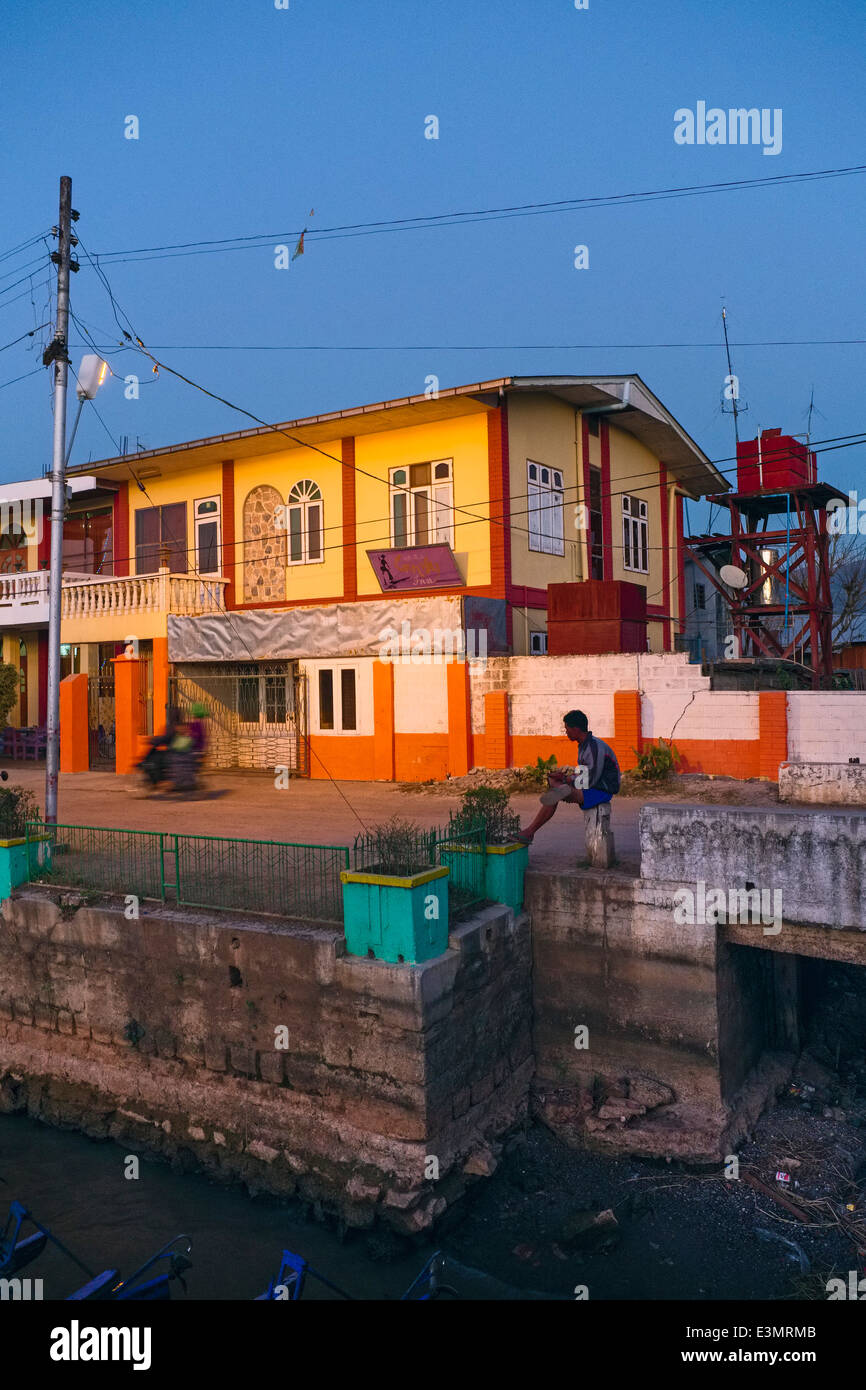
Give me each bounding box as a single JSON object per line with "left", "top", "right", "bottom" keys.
{"left": 4, "top": 764, "right": 643, "bottom": 873}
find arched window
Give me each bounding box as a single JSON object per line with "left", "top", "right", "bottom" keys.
{"left": 287, "top": 480, "right": 324, "bottom": 564}
{"left": 243, "top": 485, "right": 286, "bottom": 602}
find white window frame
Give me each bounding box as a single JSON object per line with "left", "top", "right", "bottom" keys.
{"left": 527, "top": 461, "right": 564, "bottom": 556}
{"left": 194, "top": 496, "right": 221, "bottom": 575}
{"left": 308, "top": 660, "right": 370, "bottom": 736}
{"left": 529, "top": 631, "right": 548, "bottom": 654}
{"left": 287, "top": 479, "right": 324, "bottom": 566}
{"left": 389, "top": 460, "right": 454, "bottom": 549}
{"left": 622, "top": 495, "right": 649, "bottom": 574}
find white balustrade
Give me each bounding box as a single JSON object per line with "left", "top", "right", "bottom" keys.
{"left": 60, "top": 568, "right": 229, "bottom": 621}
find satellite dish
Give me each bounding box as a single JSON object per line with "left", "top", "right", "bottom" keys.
{"left": 720, "top": 564, "right": 748, "bottom": 589}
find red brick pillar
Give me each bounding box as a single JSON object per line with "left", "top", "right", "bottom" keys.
{"left": 612, "top": 689, "right": 642, "bottom": 771}
{"left": 59, "top": 673, "right": 90, "bottom": 773}
{"left": 758, "top": 691, "right": 788, "bottom": 781}
{"left": 152, "top": 636, "right": 170, "bottom": 733}
{"left": 483, "top": 690, "right": 511, "bottom": 770}
{"left": 447, "top": 660, "right": 472, "bottom": 777}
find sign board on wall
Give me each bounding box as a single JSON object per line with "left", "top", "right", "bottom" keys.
{"left": 366, "top": 544, "right": 463, "bottom": 593}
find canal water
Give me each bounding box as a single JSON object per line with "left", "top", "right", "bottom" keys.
{"left": 0, "top": 1113, "right": 531, "bottom": 1301}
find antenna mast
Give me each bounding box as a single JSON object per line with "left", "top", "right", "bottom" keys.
{"left": 721, "top": 305, "right": 741, "bottom": 446}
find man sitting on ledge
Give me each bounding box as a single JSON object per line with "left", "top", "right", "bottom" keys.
{"left": 518, "top": 709, "right": 621, "bottom": 844}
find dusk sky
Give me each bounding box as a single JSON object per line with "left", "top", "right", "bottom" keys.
{"left": 2, "top": 0, "right": 865, "bottom": 519}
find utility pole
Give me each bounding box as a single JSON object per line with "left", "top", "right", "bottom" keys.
{"left": 43, "top": 176, "right": 79, "bottom": 825}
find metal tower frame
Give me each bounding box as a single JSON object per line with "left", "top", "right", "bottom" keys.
{"left": 685, "top": 482, "right": 847, "bottom": 688}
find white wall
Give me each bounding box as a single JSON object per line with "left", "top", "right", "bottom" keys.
{"left": 394, "top": 661, "right": 448, "bottom": 734}
{"left": 642, "top": 690, "right": 758, "bottom": 742}
{"left": 787, "top": 692, "right": 866, "bottom": 762}
{"left": 469, "top": 652, "right": 710, "bottom": 740}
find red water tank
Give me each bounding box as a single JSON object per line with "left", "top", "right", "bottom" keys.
{"left": 547, "top": 580, "right": 647, "bottom": 654}
{"left": 736, "top": 429, "right": 816, "bottom": 493}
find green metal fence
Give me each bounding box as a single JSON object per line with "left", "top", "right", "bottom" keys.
{"left": 25, "top": 822, "right": 349, "bottom": 924}
{"left": 25, "top": 823, "right": 166, "bottom": 901}
{"left": 351, "top": 819, "right": 487, "bottom": 917}
{"left": 172, "top": 832, "right": 348, "bottom": 922}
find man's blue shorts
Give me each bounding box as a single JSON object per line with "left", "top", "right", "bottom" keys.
{"left": 582, "top": 788, "right": 613, "bottom": 810}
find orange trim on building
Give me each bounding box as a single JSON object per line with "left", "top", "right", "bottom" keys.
{"left": 676, "top": 493, "right": 686, "bottom": 635}
{"left": 308, "top": 735, "right": 376, "bottom": 781}
{"left": 373, "top": 660, "right": 395, "bottom": 780}
{"left": 112, "top": 488, "right": 129, "bottom": 577}
{"left": 612, "top": 689, "right": 642, "bottom": 770}
{"left": 483, "top": 689, "right": 511, "bottom": 770}
{"left": 395, "top": 734, "right": 449, "bottom": 782}
{"left": 659, "top": 463, "right": 671, "bottom": 651}
{"left": 59, "top": 673, "right": 90, "bottom": 773}
{"left": 342, "top": 437, "right": 357, "bottom": 600}
{"left": 446, "top": 660, "right": 472, "bottom": 776}
{"left": 112, "top": 656, "right": 149, "bottom": 774}
{"left": 487, "top": 404, "right": 512, "bottom": 645}
{"left": 152, "top": 636, "right": 170, "bottom": 731}
{"left": 600, "top": 419, "right": 613, "bottom": 581}
{"left": 758, "top": 691, "right": 788, "bottom": 781}
{"left": 221, "top": 459, "right": 235, "bottom": 608}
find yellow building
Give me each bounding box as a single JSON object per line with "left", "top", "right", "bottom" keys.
{"left": 0, "top": 375, "right": 725, "bottom": 778}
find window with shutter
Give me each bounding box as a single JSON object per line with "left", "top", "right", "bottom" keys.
{"left": 527, "top": 461, "right": 564, "bottom": 555}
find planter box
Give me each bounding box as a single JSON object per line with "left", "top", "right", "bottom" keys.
{"left": 0, "top": 834, "right": 51, "bottom": 901}
{"left": 484, "top": 842, "right": 529, "bottom": 910}
{"left": 439, "top": 840, "right": 528, "bottom": 911}
{"left": 340, "top": 866, "right": 448, "bottom": 964}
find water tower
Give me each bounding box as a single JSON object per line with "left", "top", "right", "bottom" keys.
{"left": 686, "top": 428, "right": 848, "bottom": 688}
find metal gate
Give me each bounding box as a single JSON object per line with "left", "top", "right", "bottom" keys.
{"left": 170, "top": 661, "right": 308, "bottom": 775}
{"left": 88, "top": 674, "right": 115, "bottom": 769}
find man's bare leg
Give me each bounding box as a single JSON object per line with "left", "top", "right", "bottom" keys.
{"left": 519, "top": 786, "right": 583, "bottom": 842}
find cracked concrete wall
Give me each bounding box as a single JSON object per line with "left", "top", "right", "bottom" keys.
{"left": 0, "top": 891, "right": 532, "bottom": 1233}
{"left": 640, "top": 803, "right": 866, "bottom": 930}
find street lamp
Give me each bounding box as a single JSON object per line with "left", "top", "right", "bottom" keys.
{"left": 44, "top": 351, "right": 109, "bottom": 825}
{"left": 64, "top": 355, "right": 110, "bottom": 466}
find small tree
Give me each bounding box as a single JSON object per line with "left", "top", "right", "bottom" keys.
{"left": 0, "top": 662, "right": 19, "bottom": 730}
{"left": 451, "top": 785, "right": 520, "bottom": 845}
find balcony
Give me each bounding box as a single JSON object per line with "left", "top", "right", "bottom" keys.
{"left": 0, "top": 569, "right": 229, "bottom": 638}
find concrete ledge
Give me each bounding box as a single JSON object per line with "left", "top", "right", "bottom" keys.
{"left": 779, "top": 760, "right": 866, "bottom": 806}
{"left": 640, "top": 803, "right": 866, "bottom": 929}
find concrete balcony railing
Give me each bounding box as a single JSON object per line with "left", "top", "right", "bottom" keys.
{"left": 0, "top": 568, "right": 228, "bottom": 633}
{"left": 61, "top": 569, "right": 229, "bottom": 622}
{"left": 0, "top": 569, "right": 51, "bottom": 627}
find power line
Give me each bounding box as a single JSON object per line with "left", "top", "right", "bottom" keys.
{"left": 73, "top": 338, "right": 866, "bottom": 352}
{"left": 88, "top": 163, "right": 866, "bottom": 265}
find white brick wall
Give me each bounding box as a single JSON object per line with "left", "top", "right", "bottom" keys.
{"left": 787, "top": 692, "right": 866, "bottom": 762}
{"left": 468, "top": 652, "right": 710, "bottom": 738}
{"left": 642, "top": 691, "right": 759, "bottom": 741}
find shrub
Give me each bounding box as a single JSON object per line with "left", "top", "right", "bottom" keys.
{"left": 520, "top": 753, "right": 558, "bottom": 791}
{"left": 451, "top": 785, "right": 520, "bottom": 846}
{"left": 0, "top": 663, "right": 19, "bottom": 730}
{"left": 354, "top": 817, "right": 434, "bottom": 877}
{"left": 633, "top": 740, "right": 680, "bottom": 782}
{"left": 0, "top": 784, "right": 40, "bottom": 838}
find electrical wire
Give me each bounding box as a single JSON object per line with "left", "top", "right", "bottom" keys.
{"left": 89, "top": 163, "right": 866, "bottom": 264}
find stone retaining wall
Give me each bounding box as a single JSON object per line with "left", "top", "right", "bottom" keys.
{"left": 0, "top": 890, "right": 532, "bottom": 1233}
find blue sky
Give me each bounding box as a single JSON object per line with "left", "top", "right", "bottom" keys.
{"left": 1, "top": 0, "right": 865, "bottom": 516}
